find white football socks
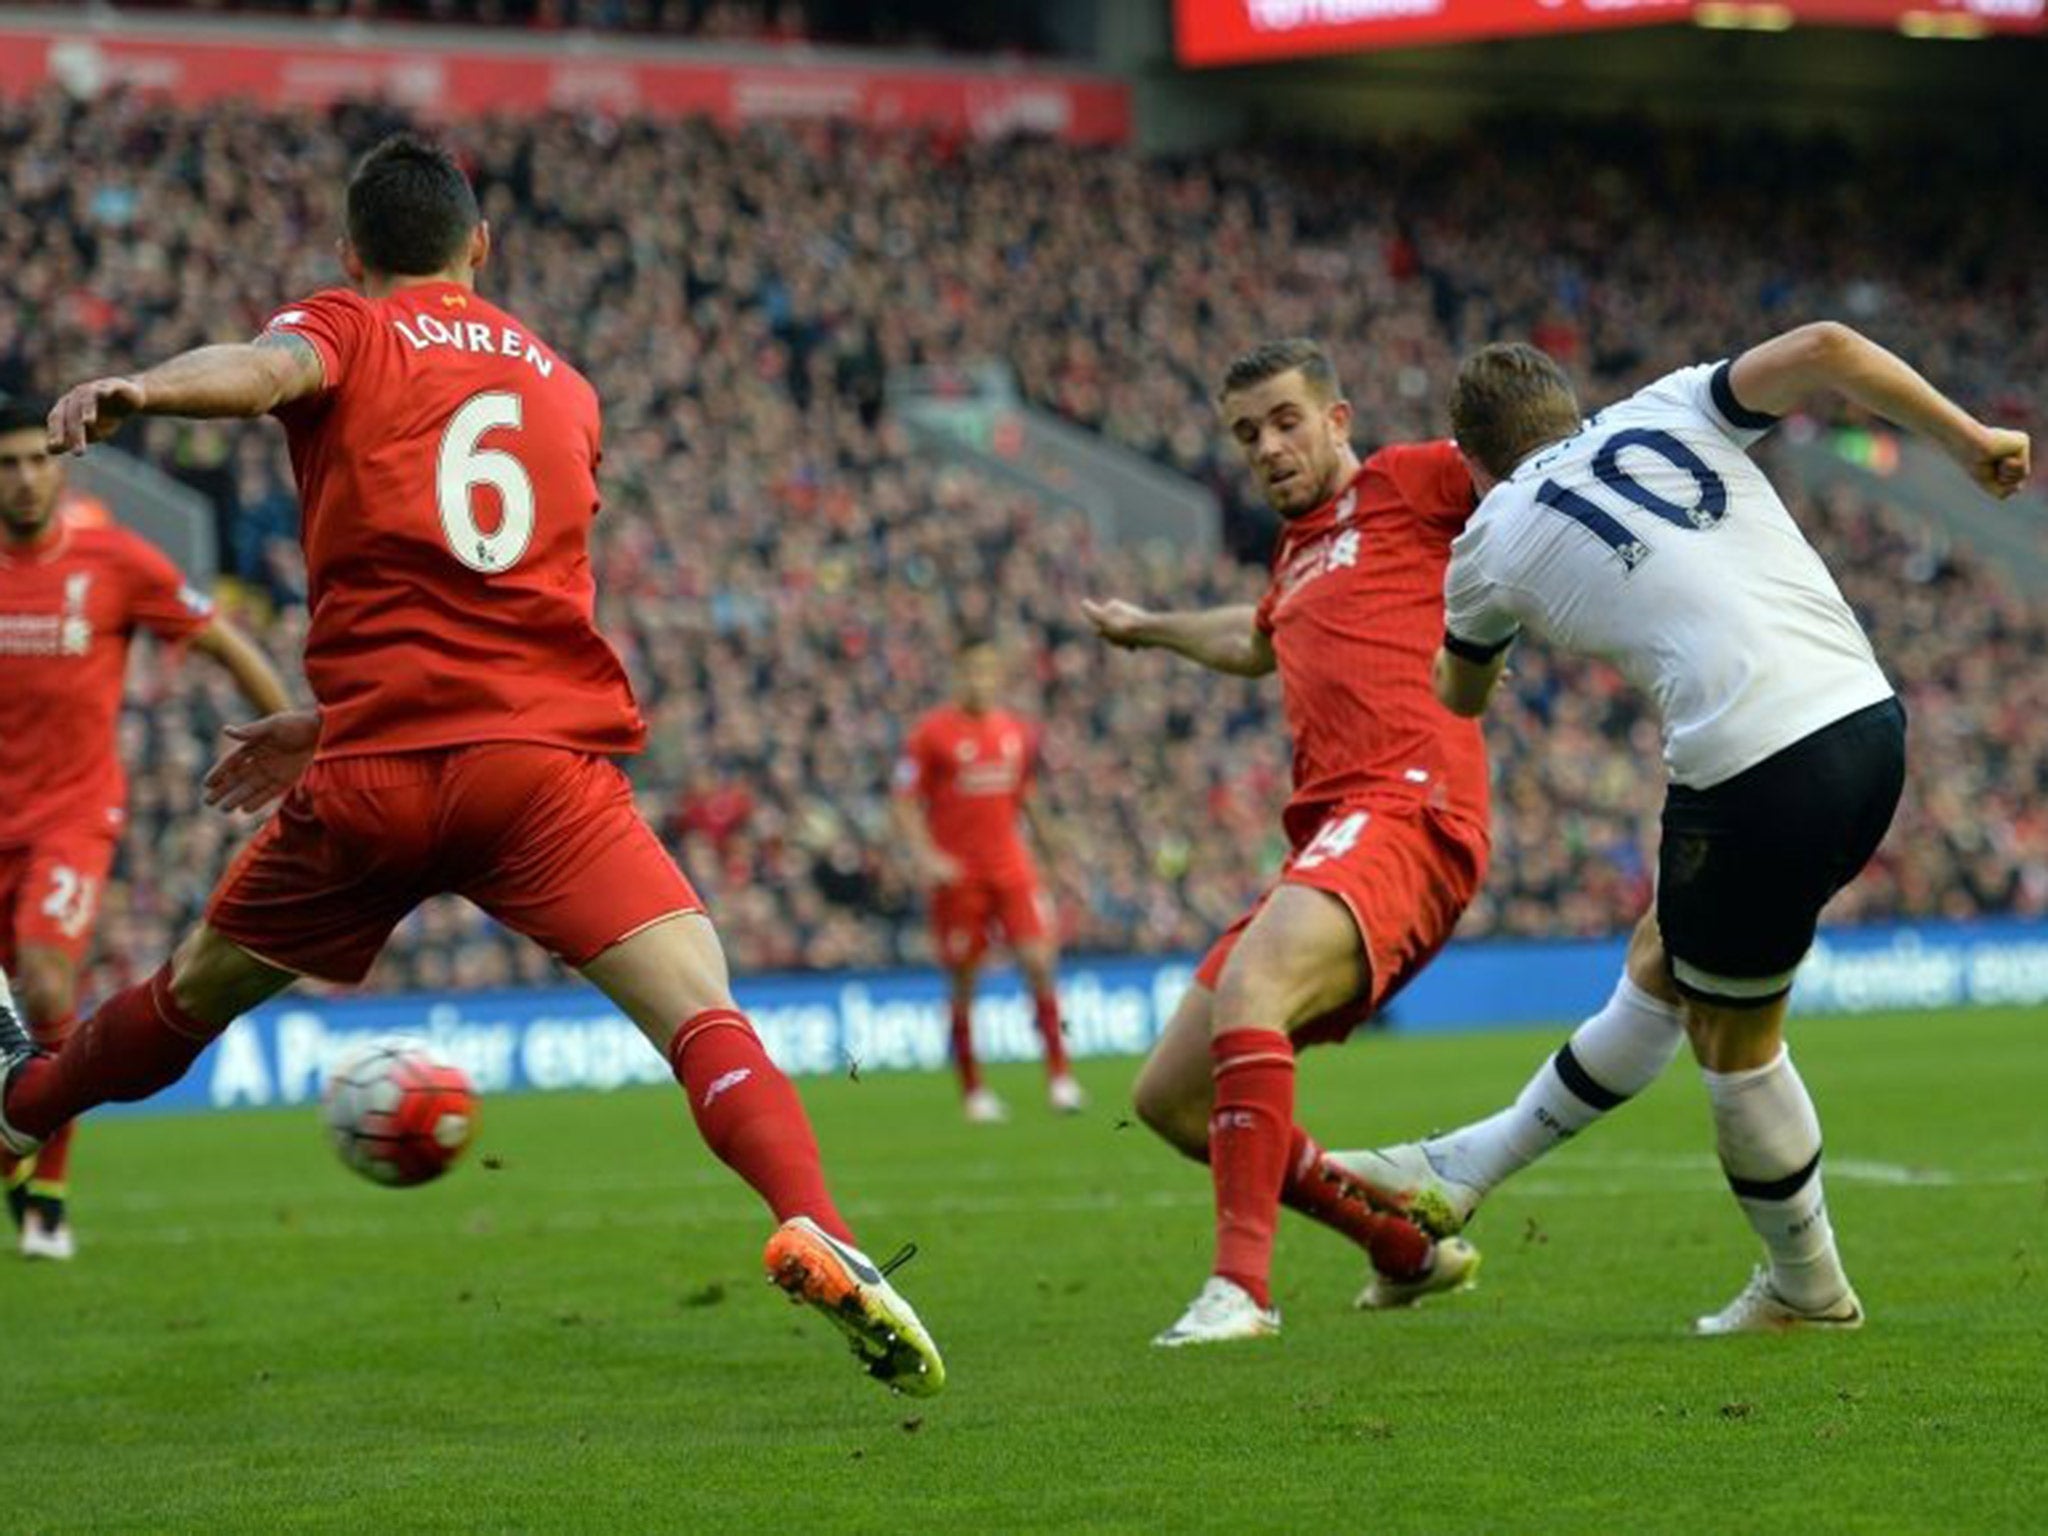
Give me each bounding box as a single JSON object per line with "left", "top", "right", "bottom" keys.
{"left": 1428, "top": 976, "right": 1684, "bottom": 1192}
{"left": 1702, "top": 1047, "right": 1849, "bottom": 1312}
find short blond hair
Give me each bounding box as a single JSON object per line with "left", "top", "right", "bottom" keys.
{"left": 1449, "top": 343, "right": 1581, "bottom": 479}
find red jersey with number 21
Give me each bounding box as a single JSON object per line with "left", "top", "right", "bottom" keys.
{"left": 0, "top": 523, "right": 214, "bottom": 845}
{"left": 264, "top": 283, "right": 644, "bottom": 760}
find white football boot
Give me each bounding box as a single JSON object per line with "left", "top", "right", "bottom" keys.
{"left": 1152, "top": 1277, "right": 1281, "bottom": 1348}
{"left": 962, "top": 1087, "right": 1010, "bottom": 1125}
{"left": 1328, "top": 1141, "right": 1480, "bottom": 1238}
{"left": 1693, "top": 1267, "right": 1864, "bottom": 1336}
{"left": 19, "top": 1198, "right": 74, "bottom": 1262}
{"left": 1047, "top": 1074, "right": 1087, "bottom": 1115}
{"left": 1355, "top": 1236, "right": 1482, "bottom": 1311}
{"left": 0, "top": 989, "right": 43, "bottom": 1160}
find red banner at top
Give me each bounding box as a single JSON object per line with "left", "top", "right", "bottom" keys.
{"left": 0, "top": 22, "right": 1133, "bottom": 144}
{"left": 1175, "top": 0, "right": 2044, "bottom": 63}
{"left": 1176, "top": 0, "right": 1685, "bottom": 62}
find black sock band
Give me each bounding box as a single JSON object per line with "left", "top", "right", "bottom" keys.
{"left": 1552, "top": 1042, "right": 1628, "bottom": 1113}
{"left": 1725, "top": 1148, "right": 1823, "bottom": 1203}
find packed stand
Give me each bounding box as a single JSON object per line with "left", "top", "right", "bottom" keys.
{"left": 64, "top": 0, "right": 1058, "bottom": 54}
{"left": 1, "top": 92, "right": 2041, "bottom": 997}
{"left": 96, "top": 0, "right": 811, "bottom": 40}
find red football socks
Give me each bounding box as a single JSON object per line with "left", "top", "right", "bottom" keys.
{"left": 1209, "top": 1028, "right": 1297, "bottom": 1309}
{"left": 1281, "top": 1128, "right": 1433, "bottom": 1280}
{"left": 7, "top": 969, "right": 217, "bottom": 1140}
{"left": 1032, "top": 988, "right": 1071, "bottom": 1078}
{"left": 667, "top": 1008, "right": 855, "bottom": 1246}
{"left": 948, "top": 998, "right": 983, "bottom": 1094}
{"left": 24, "top": 1014, "right": 76, "bottom": 1189}
{"left": 26, "top": 1121, "right": 74, "bottom": 1192}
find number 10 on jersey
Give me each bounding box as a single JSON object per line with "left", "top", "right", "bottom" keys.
{"left": 1534, "top": 427, "right": 1729, "bottom": 573}
{"left": 437, "top": 391, "right": 535, "bottom": 574}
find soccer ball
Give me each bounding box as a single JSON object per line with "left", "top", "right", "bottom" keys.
{"left": 321, "top": 1037, "right": 477, "bottom": 1187}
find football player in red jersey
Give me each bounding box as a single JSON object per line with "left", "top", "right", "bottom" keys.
{"left": 4, "top": 136, "right": 942, "bottom": 1395}
{"left": 892, "top": 636, "right": 1081, "bottom": 1123}
{"left": 0, "top": 396, "right": 292, "bottom": 1261}
{"left": 1084, "top": 338, "right": 1490, "bottom": 1346}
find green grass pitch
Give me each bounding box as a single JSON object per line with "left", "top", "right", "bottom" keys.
{"left": 4, "top": 1006, "right": 2044, "bottom": 1533}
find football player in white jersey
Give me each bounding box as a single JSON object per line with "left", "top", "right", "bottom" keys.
{"left": 1334, "top": 322, "right": 2029, "bottom": 1334}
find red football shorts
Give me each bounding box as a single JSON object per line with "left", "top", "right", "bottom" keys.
{"left": 207, "top": 743, "right": 701, "bottom": 984}
{"left": 1195, "top": 802, "right": 1488, "bottom": 1047}
{"left": 0, "top": 823, "right": 120, "bottom": 969}
{"left": 931, "top": 875, "right": 1053, "bottom": 968}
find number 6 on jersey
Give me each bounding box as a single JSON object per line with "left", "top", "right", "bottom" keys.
{"left": 437, "top": 391, "right": 534, "bottom": 573}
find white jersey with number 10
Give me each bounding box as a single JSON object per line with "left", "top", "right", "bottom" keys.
{"left": 1442, "top": 361, "right": 1894, "bottom": 790}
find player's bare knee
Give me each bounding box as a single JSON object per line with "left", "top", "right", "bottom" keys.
{"left": 1682, "top": 1007, "right": 1715, "bottom": 1061}
{"left": 1128, "top": 1072, "right": 1168, "bottom": 1136}
{"left": 1130, "top": 1014, "right": 1211, "bottom": 1157}
{"left": 13, "top": 950, "right": 76, "bottom": 1028}
{"left": 1214, "top": 935, "right": 1350, "bottom": 1033}
{"left": 1130, "top": 1069, "right": 1206, "bottom": 1159}
{"left": 1625, "top": 914, "right": 1680, "bottom": 1005}
{"left": 1214, "top": 886, "right": 1362, "bottom": 1031}
{"left": 1129, "top": 1049, "right": 1170, "bottom": 1123}
{"left": 1215, "top": 961, "right": 1304, "bottom": 1033}
{"left": 170, "top": 926, "right": 294, "bottom": 1027}
{"left": 1213, "top": 920, "right": 1293, "bottom": 1014}
{"left": 579, "top": 913, "right": 738, "bottom": 1046}
{"left": 1017, "top": 945, "right": 1058, "bottom": 993}
{"left": 1685, "top": 1004, "right": 1785, "bottom": 1073}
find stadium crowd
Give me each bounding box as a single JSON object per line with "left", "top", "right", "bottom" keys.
{"left": 62, "top": 0, "right": 1051, "bottom": 53}
{"left": 100, "top": 0, "right": 813, "bottom": 39}
{"left": 3, "top": 90, "right": 2042, "bottom": 997}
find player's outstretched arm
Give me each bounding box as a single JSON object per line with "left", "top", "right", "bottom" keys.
{"left": 189, "top": 616, "right": 295, "bottom": 717}
{"left": 888, "top": 794, "right": 961, "bottom": 889}
{"left": 1727, "top": 322, "right": 2031, "bottom": 499}
{"left": 1080, "top": 599, "right": 1275, "bottom": 677}
{"left": 47, "top": 334, "right": 325, "bottom": 452}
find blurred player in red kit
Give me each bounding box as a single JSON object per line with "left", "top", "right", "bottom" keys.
{"left": 1084, "top": 338, "right": 1488, "bottom": 1345}
{"left": 0, "top": 395, "right": 291, "bottom": 1261}
{"left": 1, "top": 136, "right": 942, "bottom": 1394}
{"left": 892, "top": 637, "right": 1082, "bottom": 1122}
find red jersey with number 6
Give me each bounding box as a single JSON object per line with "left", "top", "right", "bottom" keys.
{"left": 263, "top": 283, "right": 644, "bottom": 760}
